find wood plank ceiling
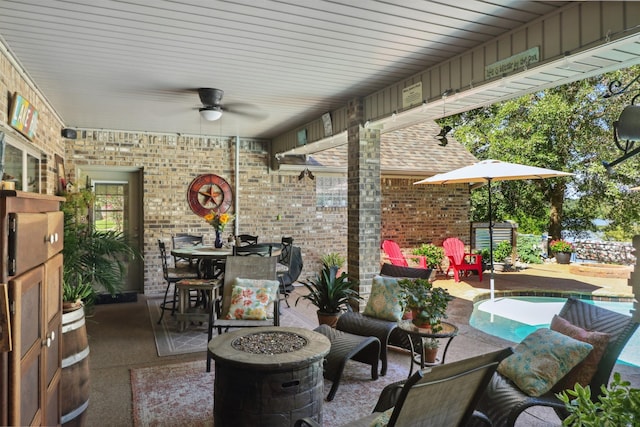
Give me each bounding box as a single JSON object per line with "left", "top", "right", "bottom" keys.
{"left": 0, "top": 1, "right": 636, "bottom": 142}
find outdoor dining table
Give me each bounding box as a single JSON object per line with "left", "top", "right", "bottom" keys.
{"left": 170, "top": 243, "right": 282, "bottom": 279}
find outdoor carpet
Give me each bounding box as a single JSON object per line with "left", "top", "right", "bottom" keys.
{"left": 131, "top": 351, "right": 411, "bottom": 427}
{"left": 147, "top": 297, "right": 317, "bottom": 356}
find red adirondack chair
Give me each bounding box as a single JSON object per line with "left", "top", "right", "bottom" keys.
{"left": 443, "top": 237, "right": 483, "bottom": 282}
{"left": 381, "top": 240, "right": 427, "bottom": 268}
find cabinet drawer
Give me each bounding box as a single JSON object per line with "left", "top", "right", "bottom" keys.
{"left": 8, "top": 213, "right": 48, "bottom": 277}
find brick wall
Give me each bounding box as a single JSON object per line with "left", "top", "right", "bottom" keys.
{"left": 65, "top": 131, "right": 471, "bottom": 296}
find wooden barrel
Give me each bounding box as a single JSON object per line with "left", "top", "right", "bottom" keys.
{"left": 61, "top": 306, "right": 90, "bottom": 427}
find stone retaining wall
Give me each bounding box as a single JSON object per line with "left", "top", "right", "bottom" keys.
{"left": 574, "top": 240, "right": 635, "bottom": 265}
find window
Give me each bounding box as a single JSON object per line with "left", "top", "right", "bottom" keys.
{"left": 93, "top": 182, "right": 128, "bottom": 233}
{"left": 316, "top": 176, "right": 347, "bottom": 207}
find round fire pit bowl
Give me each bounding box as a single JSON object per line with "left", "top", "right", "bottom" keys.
{"left": 208, "top": 326, "right": 330, "bottom": 427}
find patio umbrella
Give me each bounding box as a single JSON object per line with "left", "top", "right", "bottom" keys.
{"left": 414, "top": 159, "right": 573, "bottom": 300}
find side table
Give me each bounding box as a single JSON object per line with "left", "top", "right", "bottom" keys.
{"left": 397, "top": 320, "right": 458, "bottom": 377}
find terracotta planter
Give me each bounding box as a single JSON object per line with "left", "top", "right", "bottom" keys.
{"left": 424, "top": 347, "right": 439, "bottom": 364}
{"left": 317, "top": 311, "right": 340, "bottom": 328}
{"left": 555, "top": 252, "right": 572, "bottom": 264}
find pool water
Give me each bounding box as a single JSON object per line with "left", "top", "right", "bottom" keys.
{"left": 469, "top": 296, "right": 639, "bottom": 367}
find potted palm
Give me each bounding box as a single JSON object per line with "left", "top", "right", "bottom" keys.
{"left": 296, "top": 264, "right": 361, "bottom": 327}
{"left": 321, "top": 252, "right": 346, "bottom": 276}
{"left": 398, "top": 278, "right": 453, "bottom": 332}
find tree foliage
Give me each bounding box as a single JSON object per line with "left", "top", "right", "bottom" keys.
{"left": 444, "top": 65, "right": 640, "bottom": 240}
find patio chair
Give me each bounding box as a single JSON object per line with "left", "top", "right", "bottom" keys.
{"left": 475, "top": 297, "right": 639, "bottom": 426}
{"left": 235, "top": 234, "right": 258, "bottom": 246}
{"left": 171, "top": 233, "right": 203, "bottom": 267}
{"left": 336, "top": 265, "right": 433, "bottom": 376}
{"left": 278, "top": 245, "right": 302, "bottom": 308}
{"left": 443, "top": 237, "right": 483, "bottom": 282}
{"left": 233, "top": 243, "right": 272, "bottom": 256}
{"left": 295, "top": 347, "right": 514, "bottom": 427}
{"left": 206, "top": 255, "right": 278, "bottom": 372}
{"left": 157, "top": 240, "right": 199, "bottom": 324}
{"left": 381, "top": 239, "right": 427, "bottom": 268}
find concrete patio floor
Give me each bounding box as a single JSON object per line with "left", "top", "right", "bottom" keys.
{"left": 84, "top": 261, "right": 639, "bottom": 426}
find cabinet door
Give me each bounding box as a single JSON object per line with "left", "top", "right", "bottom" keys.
{"left": 46, "top": 212, "right": 64, "bottom": 260}
{"left": 44, "top": 254, "right": 62, "bottom": 427}
{"left": 8, "top": 214, "right": 48, "bottom": 278}
{"left": 8, "top": 266, "right": 45, "bottom": 426}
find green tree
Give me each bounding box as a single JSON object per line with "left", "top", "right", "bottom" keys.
{"left": 445, "top": 65, "right": 640, "bottom": 240}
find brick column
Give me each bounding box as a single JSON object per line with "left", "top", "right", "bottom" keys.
{"left": 346, "top": 98, "right": 381, "bottom": 308}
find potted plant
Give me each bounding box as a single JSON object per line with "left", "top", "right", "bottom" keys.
{"left": 492, "top": 240, "right": 513, "bottom": 271}
{"left": 423, "top": 338, "right": 440, "bottom": 364}
{"left": 549, "top": 239, "right": 574, "bottom": 265}
{"left": 296, "top": 264, "right": 361, "bottom": 327}
{"left": 411, "top": 243, "right": 445, "bottom": 270}
{"left": 557, "top": 372, "right": 639, "bottom": 426}
{"left": 321, "top": 252, "right": 346, "bottom": 277}
{"left": 63, "top": 273, "right": 95, "bottom": 312}
{"left": 62, "top": 188, "right": 141, "bottom": 305}
{"left": 398, "top": 278, "right": 453, "bottom": 331}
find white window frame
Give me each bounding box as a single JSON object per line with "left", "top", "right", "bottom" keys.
{"left": 2, "top": 132, "right": 41, "bottom": 193}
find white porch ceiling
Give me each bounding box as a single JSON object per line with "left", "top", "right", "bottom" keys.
{"left": 1, "top": 1, "right": 639, "bottom": 141}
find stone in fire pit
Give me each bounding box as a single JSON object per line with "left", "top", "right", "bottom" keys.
{"left": 232, "top": 331, "right": 308, "bottom": 354}
{"left": 208, "top": 326, "right": 331, "bottom": 427}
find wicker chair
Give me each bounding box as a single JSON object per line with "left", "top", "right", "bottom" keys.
{"left": 475, "top": 297, "right": 639, "bottom": 426}
{"left": 335, "top": 264, "right": 432, "bottom": 376}
{"left": 295, "top": 347, "right": 514, "bottom": 427}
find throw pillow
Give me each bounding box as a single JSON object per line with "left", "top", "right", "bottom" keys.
{"left": 550, "top": 314, "right": 610, "bottom": 392}
{"left": 224, "top": 278, "right": 279, "bottom": 320}
{"left": 363, "top": 276, "right": 404, "bottom": 321}
{"left": 497, "top": 328, "right": 593, "bottom": 397}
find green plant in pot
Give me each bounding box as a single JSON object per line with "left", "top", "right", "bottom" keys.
{"left": 296, "top": 264, "right": 361, "bottom": 327}
{"left": 398, "top": 278, "right": 453, "bottom": 332}
{"left": 62, "top": 188, "right": 141, "bottom": 309}
{"left": 557, "top": 372, "right": 639, "bottom": 426}
{"left": 411, "top": 243, "right": 445, "bottom": 270}
{"left": 321, "top": 252, "right": 346, "bottom": 270}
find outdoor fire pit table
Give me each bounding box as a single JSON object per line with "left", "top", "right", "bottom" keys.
{"left": 208, "top": 326, "right": 331, "bottom": 427}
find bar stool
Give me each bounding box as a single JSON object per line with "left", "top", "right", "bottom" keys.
{"left": 175, "top": 278, "right": 221, "bottom": 332}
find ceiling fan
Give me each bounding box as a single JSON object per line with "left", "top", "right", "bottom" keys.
{"left": 197, "top": 88, "right": 266, "bottom": 121}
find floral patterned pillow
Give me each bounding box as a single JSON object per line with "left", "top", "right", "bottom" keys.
{"left": 363, "top": 276, "right": 403, "bottom": 321}
{"left": 224, "top": 279, "right": 279, "bottom": 320}
{"left": 369, "top": 407, "right": 393, "bottom": 427}
{"left": 497, "top": 328, "right": 593, "bottom": 397}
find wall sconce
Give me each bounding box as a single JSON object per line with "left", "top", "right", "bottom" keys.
{"left": 298, "top": 167, "right": 314, "bottom": 181}
{"left": 435, "top": 126, "right": 452, "bottom": 147}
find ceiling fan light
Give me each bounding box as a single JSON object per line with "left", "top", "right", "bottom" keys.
{"left": 199, "top": 106, "right": 222, "bottom": 121}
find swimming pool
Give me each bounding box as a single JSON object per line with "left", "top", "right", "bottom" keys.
{"left": 469, "top": 296, "right": 639, "bottom": 367}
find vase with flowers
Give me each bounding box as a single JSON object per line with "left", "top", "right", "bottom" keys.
{"left": 549, "top": 239, "right": 574, "bottom": 264}
{"left": 204, "top": 210, "right": 235, "bottom": 248}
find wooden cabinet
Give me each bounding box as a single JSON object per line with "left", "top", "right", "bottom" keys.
{"left": 0, "top": 191, "right": 64, "bottom": 426}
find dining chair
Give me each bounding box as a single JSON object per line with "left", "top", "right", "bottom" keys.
{"left": 157, "top": 240, "right": 199, "bottom": 324}
{"left": 233, "top": 243, "right": 272, "bottom": 256}
{"left": 171, "top": 233, "right": 204, "bottom": 268}
{"left": 206, "top": 255, "right": 278, "bottom": 371}
{"left": 235, "top": 234, "right": 259, "bottom": 246}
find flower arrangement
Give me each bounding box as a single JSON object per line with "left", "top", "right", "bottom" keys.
{"left": 204, "top": 210, "right": 235, "bottom": 232}
{"left": 549, "top": 239, "right": 575, "bottom": 253}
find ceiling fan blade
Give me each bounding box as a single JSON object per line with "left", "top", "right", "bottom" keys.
{"left": 223, "top": 102, "right": 268, "bottom": 121}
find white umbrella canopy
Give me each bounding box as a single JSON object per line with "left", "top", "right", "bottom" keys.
{"left": 414, "top": 159, "right": 573, "bottom": 300}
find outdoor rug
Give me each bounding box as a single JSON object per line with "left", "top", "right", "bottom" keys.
{"left": 131, "top": 350, "right": 411, "bottom": 427}
{"left": 148, "top": 297, "right": 317, "bottom": 356}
